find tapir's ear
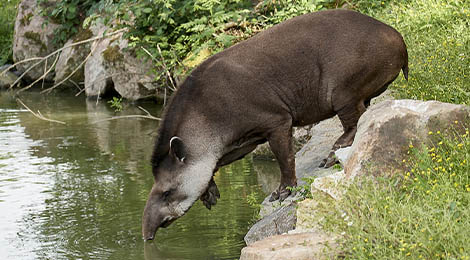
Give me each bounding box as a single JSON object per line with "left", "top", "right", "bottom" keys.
{"left": 169, "top": 136, "right": 186, "bottom": 163}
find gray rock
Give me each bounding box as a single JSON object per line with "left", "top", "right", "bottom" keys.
{"left": 84, "top": 23, "right": 163, "bottom": 101}
{"left": 335, "top": 147, "right": 351, "bottom": 166}
{"left": 244, "top": 203, "right": 297, "bottom": 246}
{"left": 54, "top": 29, "right": 93, "bottom": 88}
{"left": 295, "top": 116, "right": 344, "bottom": 184}
{"left": 13, "top": 0, "right": 60, "bottom": 81}
{"left": 84, "top": 23, "right": 119, "bottom": 98}
{"left": 0, "top": 66, "right": 19, "bottom": 89}
{"left": 241, "top": 231, "right": 337, "bottom": 260}
{"left": 345, "top": 99, "right": 470, "bottom": 178}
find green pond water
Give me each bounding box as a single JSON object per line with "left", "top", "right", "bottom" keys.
{"left": 0, "top": 90, "right": 280, "bottom": 260}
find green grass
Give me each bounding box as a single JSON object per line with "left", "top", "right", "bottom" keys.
{"left": 0, "top": 0, "right": 20, "bottom": 66}
{"left": 315, "top": 126, "right": 469, "bottom": 259}
{"left": 355, "top": 0, "right": 470, "bottom": 105}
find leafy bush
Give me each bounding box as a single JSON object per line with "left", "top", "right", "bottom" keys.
{"left": 0, "top": 0, "right": 20, "bottom": 66}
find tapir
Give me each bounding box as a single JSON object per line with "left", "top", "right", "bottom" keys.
{"left": 142, "top": 9, "right": 408, "bottom": 241}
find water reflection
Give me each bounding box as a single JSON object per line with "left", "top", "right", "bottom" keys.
{"left": 0, "top": 90, "right": 280, "bottom": 259}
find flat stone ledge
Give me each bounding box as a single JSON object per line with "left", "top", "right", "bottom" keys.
{"left": 240, "top": 232, "right": 336, "bottom": 260}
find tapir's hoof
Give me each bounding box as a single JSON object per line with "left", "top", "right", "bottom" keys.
{"left": 200, "top": 178, "right": 220, "bottom": 210}
{"left": 319, "top": 152, "right": 339, "bottom": 168}
{"left": 269, "top": 187, "right": 291, "bottom": 202}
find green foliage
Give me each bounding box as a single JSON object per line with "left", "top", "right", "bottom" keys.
{"left": 288, "top": 176, "right": 316, "bottom": 200}
{"left": 316, "top": 125, "right": 470, "bottom": 259}
{"left": 108, "top": 96, "right": 123, "bottom": 112}
{"left": 0, "top": 0, "right": 20, "bottom": 65}
{"left": 38, "top": 0, "right": 100, "bottom": 45}
{"left": 354, "top": 0, "right": 470, "bottom": 105}
{"left": 246, "top": 191, "right": 262, "bottom": 222}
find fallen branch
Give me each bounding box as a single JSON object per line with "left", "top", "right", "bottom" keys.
{"left": 4, "top": 28, "right": 127, "bottom": 89}
{"left": 90, "top": 106, "right": 161, "bottom": 124}
{"left": 16, "top": 98, "right": 66, "bottom": 125}
{"left": 41, "top": 42, "right": 98, "bottom": 94}
{"left": 17, "top": 53, "right": 60, "bottom": 93}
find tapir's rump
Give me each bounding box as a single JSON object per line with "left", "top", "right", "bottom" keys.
{"left": 143, "top": 9, "right": 408, "bottom": 241}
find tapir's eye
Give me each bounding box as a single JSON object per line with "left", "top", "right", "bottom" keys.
{"left": 162, "top": 190, "right": 171, "bottom": 199}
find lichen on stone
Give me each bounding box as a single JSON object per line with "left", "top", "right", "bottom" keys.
{"left": 23, "top": 31, "right": 47, "bottom": 52}
{"left": 102, "top": 45, "right": 123, "bottom": 63}
{"left": 20, "top": 12, "right": 34, "bottom": 26}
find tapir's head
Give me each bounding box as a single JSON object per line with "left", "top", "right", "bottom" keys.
{"left": 142, "top": 136, "right": 213, "bottom": 241}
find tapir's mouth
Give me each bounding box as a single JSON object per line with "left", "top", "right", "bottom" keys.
{"left": 160, "top": 218, "right": 175, "bottom": 228}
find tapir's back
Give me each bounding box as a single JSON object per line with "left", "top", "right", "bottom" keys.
{"left": 178, "top": 9, "right": 407, "bottom": 128}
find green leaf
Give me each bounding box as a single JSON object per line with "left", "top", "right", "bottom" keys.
{"left": 142, "top": 8, "right": 153, "bottom": 14}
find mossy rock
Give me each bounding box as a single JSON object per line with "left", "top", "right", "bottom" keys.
{"left": 102, "top": 45, "right": 124, "bottom": 63}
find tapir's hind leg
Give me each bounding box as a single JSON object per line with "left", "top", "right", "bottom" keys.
{"left": 268, "top": 122, "right": 297, "bottom": 202}
{"left": 320, "top": 101, "right": 367, "bottom": 168}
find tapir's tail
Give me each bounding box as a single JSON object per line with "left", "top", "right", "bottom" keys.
{"left": 402, "top": 46, "right": 409, "bottom": 81}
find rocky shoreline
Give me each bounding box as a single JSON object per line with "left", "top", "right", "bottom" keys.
{"left": 240, "top": 97, "right": 470, "bottom": 259}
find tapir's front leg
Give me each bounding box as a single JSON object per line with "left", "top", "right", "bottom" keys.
{"left": 200, "top": 177, "right": 220, "bottom": 210}
{"left": 268, "top": 122, "right": 297, "bottom": 202}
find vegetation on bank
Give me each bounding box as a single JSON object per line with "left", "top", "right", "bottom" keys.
{"left": 0, "top": 0, "right": 20, "bottom": 66}
{"left": 316, "top": 126, "right": 469, "bottom": 259}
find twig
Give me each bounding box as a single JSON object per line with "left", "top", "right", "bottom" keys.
{"left": 91, "top": 114, "right": 161, "bottom": 124}
{"left": 41, "top": 42, "right": 98, "bottom": 94}
{"left": 90, "top": 106, "right": 161, "bottom": 124}
{"left": 16, "top": 98, "right": 66, "bottom": 125}
{"left": 17, "top": 53, "right": 60, "bottom": 93}
{"left": 138, "top": 106, "right": 160, "bottom": 120}
{"left": 4, "top": 28, "right": 127, "bottom": 89}
{"left": 141, "top": 46, "right": 177, "bottom": 92}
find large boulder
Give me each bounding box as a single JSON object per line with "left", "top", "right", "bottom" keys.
{"left": 54, "top": 29, "right": 93, "bottom": 88}
{"left": 244, "top": 203, "right": 297, "bottom": 246}
{"left": 345, "top": 99, "right": 470, "bottom": 178}
{"left": 0, "top": 65, "right": 20, "bottom": 89}
{"left": 84, "top": 24, "right": 163, "bottom": 101}
{"left": 13, "top": 0, "right": 60, "bottom": 81}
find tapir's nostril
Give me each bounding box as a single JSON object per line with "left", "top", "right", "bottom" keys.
{"left": 144, "top": 235, "right": 155, "bottom": 241}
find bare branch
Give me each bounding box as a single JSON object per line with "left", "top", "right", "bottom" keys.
{"left": 90, "top": 105, "right": 161, "bottom": 124}
{"left": 41, "top": 42, "right": 98, "bottom": 94}
{"left": 90, "top": 114, "right": 161, "bottom": 124}
{"left": 4, "top": 28, "right": 128, "bottom": 89}
{"left": 16, "top": 98, "right": 66, "bottom": 125}
{"left": 141, "top": 46, "right": 177, "bottom": 92}
{"left": 17, "top": 53, "right": 60, "bottom": 93}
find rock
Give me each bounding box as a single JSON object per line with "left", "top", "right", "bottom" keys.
{"left": 335, "top": 147, "right": 351, "bottom": 166}
{"left": 345, "top": 99, "right": 470, "bottom": 178}
{"left": 295, "top": 116, "right": 344, "bottom": 183}
{"left": 84, "top": 23, "right": 121, "bottom": 98}
{"left": 84, "top": 23, "right": 163, "bottom": 101}
{"left": 311, "top": 170, "right": 347, "bottom": 201}
{"left": 240, "top": 231, "right": 337, "bottom": 260}
{"left": 13, "top": 0, "right": 60, "bottom": 81}
{"left": 0, "top": 66, "right": 19, "bottom": 89}
{"left": 253, "top": 126, "right": 312, "bottom": 159}
{"left": 244, "top": 203, "right": 297, "bottom": 246}
{"left": 54, "top": 29, "right": 93, "bottom": 88}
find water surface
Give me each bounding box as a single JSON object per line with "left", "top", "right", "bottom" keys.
{"left": 0, "top": 90, "right": 279, "bottom": 260}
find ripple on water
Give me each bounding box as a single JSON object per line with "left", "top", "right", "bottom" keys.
{"left": 0, "top": 110, "right": 71, "bottom": 259}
